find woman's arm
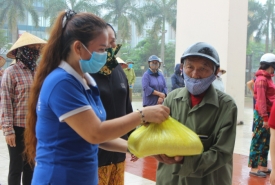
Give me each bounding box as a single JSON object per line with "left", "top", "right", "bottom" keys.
{"left": 162, "top": 75, "right": 167, "bottom": 95}
{"left": 246, "top": 80, "right": 254, "bottom": 95}
{"left": 255, "top": 79, "right": 268, "bottom": 121}
{"left": 65, "top": 105, "right": 169, "bottom": 144}
{"left": 99, "top": 138, "right": 128, "bottom": 153}
{"left": 152, "top": 90, "right": 165, "bottom": 99}
{"left": 142, "top": 73, "right": 154, "bottom": 96}
{"left": 99, "top": 138, "right": 139, "bottom": 162}
{"left": 142, "top": 72, "right": 165, "bottom": 98}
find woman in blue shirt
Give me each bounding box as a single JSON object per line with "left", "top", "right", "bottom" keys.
{"left": 24, "top": 10, "right": 169, "bottom": 185}
{"left": 142, "top": 55, "right": 167, "bottom": 107}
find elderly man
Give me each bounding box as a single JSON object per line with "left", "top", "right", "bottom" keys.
{"left": 155, "top": 42, "right": 237, "bottom": 185}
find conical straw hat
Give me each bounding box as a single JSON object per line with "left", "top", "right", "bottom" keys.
{"left": 0, "top": 56, "right": 6, "bottom": 68}
{"left": 116, "top": 57, "right": 127, "bottom": 65}
{"left": 6, "top": 32, "right": 47, "bottom": 59}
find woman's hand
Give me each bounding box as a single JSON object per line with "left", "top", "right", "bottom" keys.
{"left": 142, "top": 105, "right": 170, "bottom": 124}
{"left": 158, "top": 92, "right": 166, "bottom": 99}
{"left": 263, "top": 121, "right": 270, "bottom": 129}
{"left": 130, "top": 154, "right": 139, "bottom": 162}
{"left": 157, "top": 97, "right": 164, "bottom": 104}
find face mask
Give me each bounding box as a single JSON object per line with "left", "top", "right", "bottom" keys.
{"left": 150, "top": 63, "right": 159, "bottom": 69}
{"left": 217, "top": 72, "right": 222, "bottom": 77}
{"left": 128, "top": 64, "right": 133, "bottom": 69}
{"left": 98, "top": 44, "right": 122, "bottom": 75}
{"left": 183, "top": 72, "right": 216, "bottom": 95}
{"left": 79, "top": 44, "right": 107, "bottom": 74}
{"left": 15, "top": 46, "right": 40, "bottom": 71}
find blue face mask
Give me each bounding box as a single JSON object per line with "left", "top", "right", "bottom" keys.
{"left": 79, "top": 44, "right": 107, "bottom": 74}
{"left": 183, "top": 72, "right": 216, "bottom": 95}
{"left": 128, "top": 63, "right": 133, "bottom": 69}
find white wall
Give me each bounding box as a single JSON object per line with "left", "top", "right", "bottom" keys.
{"left": 176, "top": 0, "right": 248, "bottom": 122}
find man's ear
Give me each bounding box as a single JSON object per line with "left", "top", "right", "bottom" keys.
{"left": 215, "top": 67, "right": 220, "bottom": 76}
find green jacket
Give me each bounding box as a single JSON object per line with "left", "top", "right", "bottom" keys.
{"left": 123, "top": 68, "right": 136, "bottom": 85}
{"left": 156, "top": 85, "right": 237, "bottom": 185}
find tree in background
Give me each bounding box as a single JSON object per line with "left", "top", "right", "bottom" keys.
{"left": 42, "top": 0, "right": 100, "bottom": 26}
{"left": 247, "top": 1, "right": 264, "bottom": 44}
{"left": 0, "top": 0, "right": 39, "bottom": 43}
{"left": 99, "top": 0, "right": 145, "bottom": 43}
{"left": 119, "top": 32, "right": 179, "bottom": 77}
{"left": 119, "top": 33, "right": 160, "bottom": 76}
{"left": 247, "top": 0, "right": 275, "bottom": 52}
{"left": 0, "top": 29, "right": 11, "bottom": 54}
{"left": 143, "top": 0, "right": 176, "bottom": 69}
{"left": 247, "top": 41, "right": 265, "bottom": 70}
{"left": 164, "top": 42, "right": 176, "bottom": 77}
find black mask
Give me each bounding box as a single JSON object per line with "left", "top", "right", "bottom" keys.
{"left": 15, "top": 46, "right": 39, "bottom": 71}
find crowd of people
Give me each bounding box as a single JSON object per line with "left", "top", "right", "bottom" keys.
{"left": 2, "top": 8, "right": 275, "bottom": 185}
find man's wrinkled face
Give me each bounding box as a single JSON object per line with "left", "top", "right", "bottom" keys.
{"left": 183, "top": 57, "right": 216, "bottom": 79}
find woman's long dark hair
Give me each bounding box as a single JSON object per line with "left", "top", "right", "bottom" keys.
{"left": 24, "top": 11, "right": 107, "bottom": 165}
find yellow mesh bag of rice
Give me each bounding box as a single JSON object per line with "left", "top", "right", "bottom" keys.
{"left": 128, "top": 116, "right": 203, "bottom": 158}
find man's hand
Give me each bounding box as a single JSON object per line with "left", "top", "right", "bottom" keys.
{"left": 5, "top": 134, "right": 16, "bottom": 147}
{"left": 153, "top": 154, "right": 183, "bottom": 164}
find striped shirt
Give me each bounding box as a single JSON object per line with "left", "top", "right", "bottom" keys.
{"left": 0, "top": 61, "right": 35, "bottom": 136}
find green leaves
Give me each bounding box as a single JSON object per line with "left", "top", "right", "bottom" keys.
{"left": 0, "top": 0, "right": 39, "bottom": 42}
{"left": 0, "top": 29, "right": 11, "bottom": 54}
{"left": 118, "top": 32, "right": 175, "bottom": 77}
{"left": 100, "top": 0, "right": 145, "bottom": 43}
{"left": 248, "top": 0, "right": 275, "bottom": 52}
{"left": 42, "top": 0, "right": 100, "bottom": 26}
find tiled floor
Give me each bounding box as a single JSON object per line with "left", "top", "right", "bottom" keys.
{"left": 0, "top": 97, "right": 272, "bottom": 185}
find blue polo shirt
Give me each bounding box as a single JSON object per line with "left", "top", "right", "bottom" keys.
{"left": 32, "top": 61, "right": 106, "bottom": 185}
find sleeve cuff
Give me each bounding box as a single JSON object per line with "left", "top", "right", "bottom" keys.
{"left": 175, "top": 156, "right": 205, "bottom": 178}
{"left": 174, "top": 156, "right": 193, "bottom": 177}
{"left": 263, "top": 116, "right": 269, "bottom": 122}
{"left": 3, "top": 126, "right": 15, "bottom": 136}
